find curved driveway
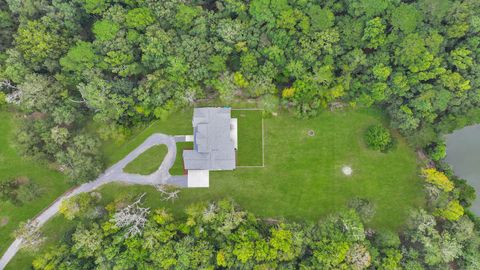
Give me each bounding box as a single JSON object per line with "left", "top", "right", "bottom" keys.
{"left": 0, "top": 133, "right": 188, "bottom": 269}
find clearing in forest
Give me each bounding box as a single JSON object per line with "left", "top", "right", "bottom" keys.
{"left": 98, "top": 108, "right": 424, "bottom": 230}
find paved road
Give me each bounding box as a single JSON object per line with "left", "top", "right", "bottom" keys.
{"left": 0, "top": 133, "right": 188, "bottom": 270}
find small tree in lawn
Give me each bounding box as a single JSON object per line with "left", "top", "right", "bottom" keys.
{"left": 364, "top": 124, "right": 392, "bottom": 151}
{"left": 15, "top": 219, "right": 45, "bottom": 251}
{"left": 112, "top": 193, "right": 150, "bottom": 238}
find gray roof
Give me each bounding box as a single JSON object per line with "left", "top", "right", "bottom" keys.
{"left": 183, "top": 107, "right": 235, "bottom": 170}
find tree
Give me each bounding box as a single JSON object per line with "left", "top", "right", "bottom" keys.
{"left": 59, "top": 192, "right": 101, "bottom": 220}
{"left": 422, "top": 168, "right": 454, "bottom": 192}
{"left": 71, "top": 224, "right": 103, "bottom": 258}
{"left": 15, "top": 17, "right": 69, "bottom": 71}
{"left": 391, "top": 4, "right": 422, "bottom": 33}
{"left": 345, "top": 244, "right": 371, "bottom": 270}
{"left": 18, "top": 74, "right": 63, "bottom": 113}
{"left": 15, "top": 220, "right": 45, "bottom": 251}
{"left": 307, "top": 6, "right": 334, "bottom": 31}
{"left": 175, "top": 4, "right": 201, "bottom": 29}
{"left": 362, "top": 17, "right": 386, "bottom": 49}
{"left": 126, "top": 7, "right": 155, "bottom": 30}
{"left": 395, "top": 33, "right": 434, "bottom": 73}
{"left": 83, "top": 0, "right": 108, "bottom": 14}
{"left": 92, "top": 19, "right": 120, "bottom": 41}
{"left": 348, "top": 197, "right": 376, "bottom": 222}
{"left": 364, "top": 124, "right": 392, "bottom": 151}
{"left": 435, "top": 200, "right": 464, "bottom": 221}
{"left": 112, "top": 193, "right": 150, "bottom": 237}
{"left": 449, "top": 47, "right": 473, "bottom": 70}
{"left": 60, "top": 41, "right": 97, "bottom": 73}
{"left": 55, "top": 135, "right": 103, "bottom": 183}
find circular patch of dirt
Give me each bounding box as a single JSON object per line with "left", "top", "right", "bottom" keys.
{"left": 342, "top": 166, "right": 353, "bottom": 176}
{"left": 307, "top": 130, "right": 315, "bottom": 136}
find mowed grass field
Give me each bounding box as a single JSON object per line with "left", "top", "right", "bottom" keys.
{"left": 5, "top": 107, "right": 425, "bottom": 269}
{"left": 232, "top": 110, "right": 263, "bottom": 166}
{"left": 97, "top": 107, "right": 423, "bottom": 230}
{"left": 0, "top": 110, "right": 70, "bottom": 255}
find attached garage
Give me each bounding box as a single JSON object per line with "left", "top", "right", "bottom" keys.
{"left": 187, "top": 170, "right": 210, "bottom": 187}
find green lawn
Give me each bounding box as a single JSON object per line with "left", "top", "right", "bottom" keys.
{"left": 5, "top": 107, "right": 426, "bottom": 268}
{"left": 96, "top": 108, "right": 424, "bottom": 230}
{"left": 123, "top": 144, "right": 168, "bottom": 175}
{"left": 0, "top": 110, "right": 70, "bottom": 255}
{"left": 170, "top": 142, "right": 193, "bottom": 175}
{"left": 232, "top": 110, "right": 263, "bottom": 166}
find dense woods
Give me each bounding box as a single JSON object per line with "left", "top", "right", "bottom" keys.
{"left": 0, "top": 0, "right": 479, "bottom": 182}
{"left": 32, "top": 195, "right": 480, "bottom": 270}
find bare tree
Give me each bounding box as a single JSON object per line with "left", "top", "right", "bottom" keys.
{"left": 202, "top": 202, "right": 218, "bottom": 222}
{"left": 0, "top": 80, "right": 18, "bottom": 90}
{"left": 155, "top": 184, "right": 180, "bottom": 202}
{"left": 15, "top": 220, "right": 45, "bottom": 251}
{"left": 111, "top": 193, "right": 150, "bottom": 238}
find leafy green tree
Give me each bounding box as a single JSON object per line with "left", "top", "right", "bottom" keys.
{"left": 59, "top": 192, "right": 101, "bottom": 220}
{"left": 422, "top": 168, "right": 454, "bottom": 192}
{"left": 18, "top": 74, "right": 64, "bottom": 113}
{"left": 391, "top": 4, "right": 422, "bottom": 33}
{"left": 126, "top": 7, "right": 155, "bottom": 30}
{"left": 92, "top": 19, "right": 120, "bottom": 41}
{"left": 307, "top": 6, "right": 334, "bottom": 31}
{"left": 362, "top": 17, "right": 386, "bottom": 49}
{"left": 346, "top": 0, "right": 391, "bottom": 18}
{"left": 395, "top": 33, "right": 434, "bottom": 72}
{"left": 372, "top": 63, "right": 392, "bottom": 81}
{"left": 15, "top": 17, "right": 69, "bottom": 71}
{"left": 71, "top": 224, "right": 104, "bottom": 258}
{"left": 55, "top": 135, "right": 103, "bottom": 183}
{"left": 60, "top": 41, "right": 96, "bottom": 73}
{"left": 449, "top": 47, "right": 473, "bottom": 70}
{"left": 435, "top": 200, "right": 464, "bottom": 221}
{"left": 364, "top": 124, "right": 392, "bottom": 151}
{"left": 83, "top": 0, "right": 108, "bottom": 14}
{"left": 175, "top": 4, "right": 201, "bottom": 29}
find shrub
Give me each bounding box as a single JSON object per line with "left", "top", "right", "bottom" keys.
{"left": 60, "top": 192, "right": 101, "bottom": 220}
{"left": 0, "top": 177, "right": 42, "bottom": 205}
{"left": 0, "top": 91, "right": 6, "bottom": 107}
{"left": 427, "top": 142, "right": 446, "bottom": 161}
{"left": 348, "top": 197, "right": 376, "bottom": 222}
{"left": 364, "top": 124, "right": 392, "bottom": 151}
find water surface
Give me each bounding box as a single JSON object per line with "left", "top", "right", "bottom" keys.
{"left": 444, "top": 125, "right": 480, "bottom": 215}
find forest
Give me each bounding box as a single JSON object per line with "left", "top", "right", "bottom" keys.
{"left": 0, "top": 0, "right": 479, "bottom": 269}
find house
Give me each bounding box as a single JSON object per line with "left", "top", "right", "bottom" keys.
{"left": 183, "top": 107, "right": 237, "bottom": 187}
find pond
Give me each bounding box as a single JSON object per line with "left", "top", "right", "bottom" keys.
{"left": 444, "top": 125, "right": 480, "bottom": 215}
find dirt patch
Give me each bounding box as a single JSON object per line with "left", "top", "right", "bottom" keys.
{"left": 342, "top": 165, "right": 353, "bottom": 176}
{"left": 0, "top": 216, "right": 9, "bottom": 227}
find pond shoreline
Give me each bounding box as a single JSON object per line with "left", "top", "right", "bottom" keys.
{"left": 444, "top": 124, "right": 480, "bottom": 216}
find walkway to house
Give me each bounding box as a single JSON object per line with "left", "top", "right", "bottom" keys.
{"left": 0, "top": 133, "right": 188, "bottom": 270}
